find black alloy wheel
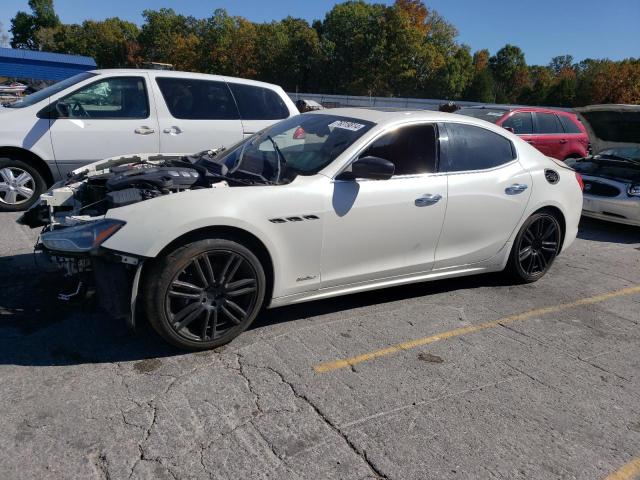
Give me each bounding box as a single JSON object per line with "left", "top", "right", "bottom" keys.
{"left": 507, "top": 212, "right": 562, "bottom": 283}
{"left": 144, "top": 238, "right": 266, "bottom": 350}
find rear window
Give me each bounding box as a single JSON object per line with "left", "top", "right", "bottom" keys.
{"left": 228, "top": 83, "right": 290, "bottom": 120}
{"left": 440, "top": 123, "right": 516, "bottom": 172}
{"left": 156, "top": 77, "right": 239, "bottom": 120}
{"left": 558, "top": 115, "right": 582, "bottom": 134}
{"left": 535, "top": 113, "right": 563, "bottom": 134}
{"left": 456, "top": 108, "right": 508, "bottom": 124}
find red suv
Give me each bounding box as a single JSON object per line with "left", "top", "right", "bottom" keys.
{"left": 457, "top": 106, "right": 589, "bottom": 160}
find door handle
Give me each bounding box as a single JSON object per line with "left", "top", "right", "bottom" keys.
{"left": 134, "top": 126, "right": 155, "bottom": 135}
{"left": 415, "top": 194, "right": 442, "bottom": 207}
{"left": 505, "top": 184, "right": 528, "bottom": 195}
{"left": 559, "top": 139, "right": 568, "bottom": 144}
{"left": 163, "top": 126, "right": 183, "bottom": 135}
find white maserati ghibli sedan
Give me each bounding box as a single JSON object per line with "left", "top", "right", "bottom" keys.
{"left": 19, "top": 108, "right": 584, "bottom": 350}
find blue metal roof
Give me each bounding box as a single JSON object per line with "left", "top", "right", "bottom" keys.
{"left": 0, "top": 47, "right": 96, "bottom": 82}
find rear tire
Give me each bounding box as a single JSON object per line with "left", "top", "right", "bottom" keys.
{"left": 505, "top": 212, "right": 562, "bottom": 283}
{"left": 0, "top": 158, "right": 47, "bottom": 212}
{"left": 143, "top": 238, "right": 266, "bottom": 350}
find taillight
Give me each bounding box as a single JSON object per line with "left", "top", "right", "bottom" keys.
{"left": 575, "top": 172, "right": 584, "bottom": 191}
{"left": 293, "top": 127, "right": 306, "bottom": 139}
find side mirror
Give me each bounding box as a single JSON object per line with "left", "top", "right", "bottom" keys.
{"left": 55, "top": 101, "right": 70, "bottom": 118}
{"left": 503, "top": 126, "right": 515, "bottom": 134}
{"left": 337, "top": 156, "right": 395, "bottom": 181}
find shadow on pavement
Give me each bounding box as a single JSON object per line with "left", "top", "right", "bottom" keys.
{"left": 0, "top": 251, "right": 513, "bottom": 368}
{"left": 577, "top": 217, "right": 640, "bottom": 245}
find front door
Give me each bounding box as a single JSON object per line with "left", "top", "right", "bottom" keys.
{"left": 49, "top": 75, "right": 159, "bottom": 177}
{"left": 321, "top": 123, "right": 447, "bottom": 288}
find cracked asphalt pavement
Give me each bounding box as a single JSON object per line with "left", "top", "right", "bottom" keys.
{"left": 1, "top": 212, "right": 639, "bottom": 480}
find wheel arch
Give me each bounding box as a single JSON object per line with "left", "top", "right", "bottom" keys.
{"left": 532, "top": 205, "right": 566, "bottom": 249}
{"left": 151, "top": 225, "right": 275, "bottom": 303}
{"left": 0, "top": 146, "right": 54, "bottom": 186}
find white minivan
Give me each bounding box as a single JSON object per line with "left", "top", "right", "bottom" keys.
{"left": 0, "top": 69, "right": 298, "bottom": 211}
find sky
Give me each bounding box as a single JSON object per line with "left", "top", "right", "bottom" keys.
{"left": 1, "top": 0, "right": 638, "bottom": 66}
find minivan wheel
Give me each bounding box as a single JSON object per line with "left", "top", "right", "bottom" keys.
{"left": 506, "top": 212, "right": 562, "bottom": 283}
{"left": 143, "top": 238, "right": 266, "bottom": 350}
{"left": 0, "top": 158, "right": 46, "bottom": 212}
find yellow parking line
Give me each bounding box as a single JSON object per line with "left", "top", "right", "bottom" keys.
{"left": 313, "top": 285, "right": 640, "bottom": 373}
{"left": 605, "top": 457, "right": 640, "bottom": 480}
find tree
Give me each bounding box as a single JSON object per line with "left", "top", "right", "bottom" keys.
{"left": 489, "top": 44, "right": 527, "bottom": 102}
{"left": 10, "top": 0, "right": 60, "bottom": 49}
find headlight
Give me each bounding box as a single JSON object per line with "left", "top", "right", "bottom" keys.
{"left": 41, "top": 219, "right": 125, "bottom": 253}
{"left": 628, "top": 185, "right": 640, "bottom": 197}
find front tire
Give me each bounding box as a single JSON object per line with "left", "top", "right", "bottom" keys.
{"left": 0, "top": 158, "right": 47, "bottom": 212}
{"left": 143, "top": 238, "right": 266, "bottom": 350}
{"left": 506, "top": 212, "right": 562, "bottom": 283}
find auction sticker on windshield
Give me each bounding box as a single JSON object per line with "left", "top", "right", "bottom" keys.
{"left": 329, "top": 120, "right": 367, "bottom": 131}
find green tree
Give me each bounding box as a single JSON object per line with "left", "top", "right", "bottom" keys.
{"left": 465, "top": 68, "right": 495, "bottom": 102}
{"left": 489, "top": 44, "right": 527, "bottom": 102}
{"left": 10, "top": 0, "right": 60, "bottom": 49}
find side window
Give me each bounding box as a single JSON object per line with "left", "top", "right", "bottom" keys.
{"left": 60, "top": 77, "right": 149, "bottom": 119}
{"left": 502, "top": 112, "right": 533, "bottom": 134}
{"left": 229, "top": 83, "right": 289, "bottom": 120}
{"left": 535, "top": 113, "right": 563, "bottom": 134}
{"left": 156, "top": 77, "right": 239, "bottom": 120}
{"left": 440, "top": 123, "right": 515, "bottom": 172}
{"left": 558, "top": 115, "right": 582, "bottom": 134}
{"left": 360, "top": 124, "right": 438, "bottom": 176}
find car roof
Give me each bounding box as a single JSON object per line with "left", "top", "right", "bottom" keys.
{"left": 306, "top": 107, "right": 481, "bottom": 125}
{"left": 89, "top": 69, "right": 285, "bottom": 90}
{"left": 459, "top": 105, "right": 574, "bottom": 115}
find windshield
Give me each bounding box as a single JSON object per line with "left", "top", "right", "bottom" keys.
{"left": 599, "top": 147, "right": 640, "bottom": 162}
{"left": 4, "top": 72, "right": 97, "bottom": 109}
{"left": 202, "top": 114, "right": 375, "bottom": 184}
{"left": 457, "top": 108, "right": 508, "bottom": 124}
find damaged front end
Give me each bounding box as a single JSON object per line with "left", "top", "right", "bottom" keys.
{"left": 18, "top": 149, "right": 234, "bottom": 327}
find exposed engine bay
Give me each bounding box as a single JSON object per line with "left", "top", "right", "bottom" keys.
{"left": 566, "top": 156, "right": 640, "bottom": 184}
{"left": 18, "top": 147, "right": 278, "bottom": 229}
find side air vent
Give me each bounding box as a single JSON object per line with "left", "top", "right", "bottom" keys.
{"left": 544, "top": 169, "right": 559, "bottom": 184}
{"left": 269, "top": 215, "right": 320, "bottom": 224}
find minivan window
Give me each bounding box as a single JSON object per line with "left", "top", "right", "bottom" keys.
{"left": 58, "top": 77, "right": 149, "bottom": 119}
{"left": 558, "top": 115, "right": 582, "bottom": 134}
{"left": 535, "top": 113, "right": 563, "bottom": 134}
{"left": 229, "top": 83, "right": 290, "bottom": 120}
{"left": 502, "top": 112, "right": 533, "bottom": 134}
{"left": 361, "top": 124, "right": 438, "bottom": 175}
{"left": 440, "top": 123, "right": 515, "bottom": 172}
{"left": 4, "top": 72, "right": 97, "bottom": 109}
{"left": 156, "top": 77, "right": 240, "bottom": 120}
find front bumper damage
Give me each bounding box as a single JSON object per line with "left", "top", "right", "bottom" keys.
{"left": 41, "top": 244, "right": 145, "bottom": 329}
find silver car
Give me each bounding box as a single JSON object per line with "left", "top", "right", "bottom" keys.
{"left": 567, "top": 105, "right": 640, "bottom": 227}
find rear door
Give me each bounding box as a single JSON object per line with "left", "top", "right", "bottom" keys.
{"left": 434, "top": 122, "right": 531, "bottom": 269}
{"left": 227, "top": 82, "right": 292, "bottom": 137}
{"left": 532, "top": 112, "right": 566, "bottom": 159}
{"left": 49, "top": 74, "right": 159, "bottom": 177}
{"left": 152, "top": 76, "right": 244, "bottom": 154}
